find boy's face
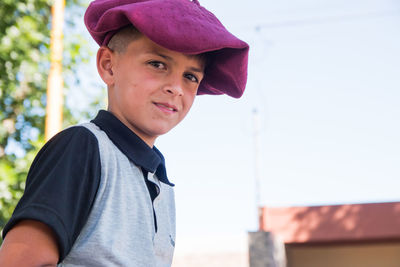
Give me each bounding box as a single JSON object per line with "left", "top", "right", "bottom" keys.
{"left": 98, "top": 34, "right": 205, "bottom": 147}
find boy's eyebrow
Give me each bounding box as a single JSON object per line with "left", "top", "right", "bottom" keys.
{"left": 188, "top": 67, "right": 204, "bottom": 74}
{"left": 152, "top": 52, "right": 173, "bottom": 61}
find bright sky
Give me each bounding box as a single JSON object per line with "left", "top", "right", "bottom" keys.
{"left": 71, "top": 0, "right": 400, "bottom": 254}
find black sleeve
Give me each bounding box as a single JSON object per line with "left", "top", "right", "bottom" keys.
{"left": 2, "top": 126, "right": 101, "bottom": 262}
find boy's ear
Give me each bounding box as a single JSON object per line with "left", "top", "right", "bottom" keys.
{"left": 97, "top": 46, "right": 115, "bottom": 86}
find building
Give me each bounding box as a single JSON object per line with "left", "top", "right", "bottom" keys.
{"left": 261, "top": 202, "right": 400, "bottom": 267}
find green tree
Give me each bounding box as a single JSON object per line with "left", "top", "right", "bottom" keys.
{"left": 0, "top": 0, "right": 99, "bottom": 230}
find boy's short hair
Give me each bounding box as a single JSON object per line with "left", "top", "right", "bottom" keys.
{"left": 107, "top": 26, "right": 141, "bottom": 53}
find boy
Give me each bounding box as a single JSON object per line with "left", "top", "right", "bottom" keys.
{"left": 0, "top": 0, "right": 249, "bottom": 266}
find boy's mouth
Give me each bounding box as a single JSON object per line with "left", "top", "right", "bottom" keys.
{"left": 154, "top": 102, "right": 178, "bottom": 113}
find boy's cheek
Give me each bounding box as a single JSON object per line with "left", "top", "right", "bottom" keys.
{"left": 179, "top": 101, "right": 196, "bottom": 123}
{"left": 185, "top": 94, "right": 197, "bottom": 111}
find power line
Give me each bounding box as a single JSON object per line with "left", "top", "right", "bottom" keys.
{"left": 254, "top": 9, "right": 400, "bottom": 30}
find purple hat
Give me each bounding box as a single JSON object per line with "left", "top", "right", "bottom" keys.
{"left": 84, "top": 0, "right": 249, "bottom": 98}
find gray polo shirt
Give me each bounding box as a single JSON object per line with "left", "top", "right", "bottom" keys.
{"left": 3, "top": 110, "right": 176, "bottom": 266}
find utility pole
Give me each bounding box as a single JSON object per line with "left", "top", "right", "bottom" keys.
{"left": 253, "top": 108, "right": 264, "bottom": 230}
{"left": 249, "top": 109, "right": 286, "bottom": 267}
{"left": 45, "top": 0, "right": 65, "bottom": 141}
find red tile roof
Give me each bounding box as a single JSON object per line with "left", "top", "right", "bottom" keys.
{"left": 261, "top": 202, "right": 400, "bottom": 244}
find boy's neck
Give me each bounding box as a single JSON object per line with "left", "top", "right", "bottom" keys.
{"left": 106, "top": 108, "right": 157, "bottom": 148}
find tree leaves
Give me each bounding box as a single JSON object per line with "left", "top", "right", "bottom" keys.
{"left": 0, "top": 0, "right": 92, "bottom": 230}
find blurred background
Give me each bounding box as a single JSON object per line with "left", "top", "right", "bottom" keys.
{"left": 0, "top": 0, "right": 399, "bottom": 266}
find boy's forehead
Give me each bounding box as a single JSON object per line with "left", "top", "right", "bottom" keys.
{"left": 85, "top": 0, "right": 249, "bottom": 98}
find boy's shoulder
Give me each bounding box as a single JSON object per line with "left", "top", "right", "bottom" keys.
{"left": 39, "top": 124, "right": 99, "bottom": 158}
{"left": 46, "top": 123, "right": 97, "bottom": 143}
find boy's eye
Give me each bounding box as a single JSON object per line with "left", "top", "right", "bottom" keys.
{"left": 148, "top": 61, "right": 166, "bottom": 69}
{"left": 184, "top": 73, "right": 199, "bottom": 83}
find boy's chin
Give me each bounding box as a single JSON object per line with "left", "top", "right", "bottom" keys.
{"left": 145, "top": 125, "right": 176, "bottom": 139}
{"left": 152, "top": 127, "right": 175, "bottom": 137}
{"left": 152, "top": 120, "right": 183, "bottom": 134}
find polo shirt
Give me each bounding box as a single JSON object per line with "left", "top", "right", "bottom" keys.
{"left": 2, "top": 110, "right": 176, "bottom": 266}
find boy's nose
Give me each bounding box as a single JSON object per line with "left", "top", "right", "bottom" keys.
{"left": 163, "top": 78, "right": 184, "bottom": 96}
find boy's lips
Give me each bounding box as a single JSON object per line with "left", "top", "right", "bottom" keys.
{"left": 153, "top": 102, "right": 178, "bottom": 113}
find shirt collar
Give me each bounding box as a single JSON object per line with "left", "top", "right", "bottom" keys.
{"left": 91, "top": 110, "right": 174, "bottom": 186}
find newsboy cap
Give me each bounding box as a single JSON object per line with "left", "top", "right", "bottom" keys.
{"left": 85, "top": 0, "right": 249, "bottom": 98}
